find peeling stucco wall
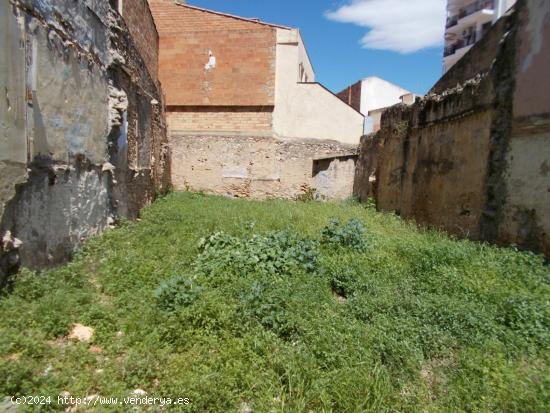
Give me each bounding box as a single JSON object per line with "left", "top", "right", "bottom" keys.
{"left": 0, "top": 0, "right": 170, "bottom": 288}
{"left": 0, "top": 1, "right": 27, "bottom": 222}
{"left": 354, "top": 0, "right": 550, "bottom": 256}
{"left": 313, "top": 155, "right": 357, "bottom": 200}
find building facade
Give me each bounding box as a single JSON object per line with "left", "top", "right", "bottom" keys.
{"left": 444, "top": 0, "right": 517, "bottom": 72}
{"left": 336, "top": 77, "right": 416, "bottom": 134}
{"left": 149, "top": 0, "right": 364, "bottom": 199}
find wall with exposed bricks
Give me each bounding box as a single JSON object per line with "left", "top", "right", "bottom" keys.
{"left": 336, "top": 81, "right": 362, "bottom": 113}
{"left": 121, "top": 0, "right": 160, "bottom": 81}
{"left": 149, "top": 1, "right": 277, "bottom": 106}
{"left": 167, "top": 107, "right": 273, "bottom": 134}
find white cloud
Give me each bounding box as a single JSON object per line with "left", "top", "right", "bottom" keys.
{"left": 325, "top": 0, "right": 446, "bottom": 54}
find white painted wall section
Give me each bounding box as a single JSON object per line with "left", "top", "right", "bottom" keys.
{"left": 360, "top": 77, "right": 411, "bottom": 114}
{"left": 273, "top": 28, "right": 364, "bottom": 144}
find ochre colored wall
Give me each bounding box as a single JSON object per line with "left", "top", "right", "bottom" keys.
{"left": 376, "top": 108, "right": 493, "bottom": 239}
{"left": 498, "top": 0, "right": 550, "bottom": 254}
{"left": 354, "top": 0, "right": 550, "bottom": 256}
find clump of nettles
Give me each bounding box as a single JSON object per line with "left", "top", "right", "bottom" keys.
{"left": 320, "top": 218, "right": 367, "bottom": 251}
{"left": 196, "top": 230, "right": 318, "bottom": 277}
{"left": 154, "top": 275, "right": 203, "bottom": 312}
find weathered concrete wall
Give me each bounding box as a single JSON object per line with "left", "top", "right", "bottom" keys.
{"left": 0, "top": 0, "right": 170, "bottom": 288}
{"left": 0, "top": 1, "right": 27, "bottom": 223}
{"left": 497, "top": 0, "right": 550, "bottom": 254}
{"left": 375, "top": 99, "right": 494, "bottom": 239}
{"left": 170, "top": 134, "right": 357, "bottom": 200}
{"left": 354, "top": 0, "right": 550, "bottom": 256}
{"left": 313, "top": 155, "right": 357, "bottom": 200}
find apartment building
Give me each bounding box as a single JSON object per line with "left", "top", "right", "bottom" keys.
{"left": 444, "top": 0, "right": 517, "bottom": 72}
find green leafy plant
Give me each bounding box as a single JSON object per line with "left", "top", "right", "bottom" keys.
{"left": 321, "top": 218, "right": 367, "bottom": 251}
{"left": 239, "top": 282, "right": 296, "bottom": 340}
{"left": 196, "top": 230, "right": 318, "bottom": 277}
{"left": 1, "top": 192, "right": 549, "bottom": 413}
{"left": 154, "top": 275, "right": 204, "bottom": 312}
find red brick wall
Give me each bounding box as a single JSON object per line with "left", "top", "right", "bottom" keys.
{"left": 167, "top": 106, "right": 273, "bottom": 133}
{"left": 149, "top": 0, "right": 272, "bottom": 35}
{"left": 149, "top": 1, "right": 277, "bottom": 106}
{"left": 336, "top": 81, "right": 362, "bottom": 113}
{"left": 121, "top": 0, "right": 159, "bottom": 81}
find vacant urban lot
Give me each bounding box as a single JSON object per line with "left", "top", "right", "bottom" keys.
{"left": 1, "top": 193, "right": 549, "bottom": 412}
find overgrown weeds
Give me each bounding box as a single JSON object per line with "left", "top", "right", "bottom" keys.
{"left": 0, "top": 192, "right": 548, "bottom": 412}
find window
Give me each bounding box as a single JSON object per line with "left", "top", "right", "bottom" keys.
{"left": 298, "top": 63, "right": 305, "bottom": 82}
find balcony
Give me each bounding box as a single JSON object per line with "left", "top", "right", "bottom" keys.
{"left": 444, "top": 31, "right": 477, "bottom": 57}
{"left": 446, "top": 16, "right": 459, "bottom": 28}
{"left": 446, "top": 0, "right": 495, "bottom": 28}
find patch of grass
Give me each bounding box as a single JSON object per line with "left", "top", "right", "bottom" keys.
{"left": 0, "top": 192, "right": 549, "bottom": 412}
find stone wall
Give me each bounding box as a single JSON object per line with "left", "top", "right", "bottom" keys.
{"left": 353, "top": 0, "right": 550, "bottom": 256}
{"left": 0, "top": 0, "right": 170, "bottom": 288}
{"left": 170, "top": 134, "right": 357, "bottom": 200}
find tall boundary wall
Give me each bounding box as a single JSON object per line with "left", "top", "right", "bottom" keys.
{"left": 0, "top": 0, "right": 171, "bottom": 288}
{"left": 170, "top": 134, "right": 358, "bottom": 200}
{"left": 354, "top": 0, "right": 550, "bottom": 256}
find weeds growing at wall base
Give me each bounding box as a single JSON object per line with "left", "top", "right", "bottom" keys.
{"left": 0, "top": 192, "right": 549, "bottom": 412}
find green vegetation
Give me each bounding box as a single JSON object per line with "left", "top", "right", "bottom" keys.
{"left": 1, "top": 192, "right": 549, "bottom": 412}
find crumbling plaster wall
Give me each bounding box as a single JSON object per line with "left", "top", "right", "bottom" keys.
{"left": 354, "top": 0, "right": 550, "bottom": 256}
{"left": 313, "top": 155, "right": 357, "bottom": 200}
{"left": 0, "top": 0, "right": 169, "bottom": 288}
{"left": 170, "top": 134, "right": 357, "bottom": 200}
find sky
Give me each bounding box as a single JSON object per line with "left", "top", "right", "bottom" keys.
{"left": 186, "top": 0, "right": 447, "bottom": 95}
